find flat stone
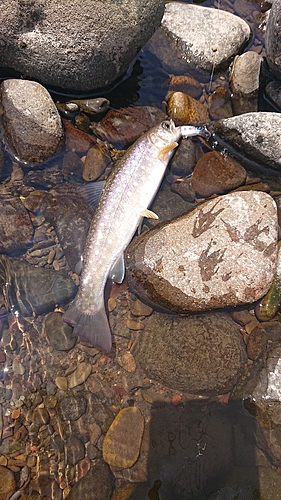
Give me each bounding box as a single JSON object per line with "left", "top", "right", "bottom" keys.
{"left": 166, "top": 91, "right": 209, "bottom": 125}
{"left": 191, "top": 151, "right": 247, "bottom": 197}
{"left": 68, "top": 362, "right": 92, "bottom": 389}
{"left": 136, "top": 312, "right": 247, "bottom": 396}
{"left": 59, "top": 395, "right": 87, "bottom": 421}
{"left": 0, "top": 79, "right": 63, "bottom": 164}
{"left": 103, "top": 407, "right": 145, "bottom": 468}
{"left": 44, "top": 312, "right": 76, "bottom": 351}
{"left": 65, "top": 435, "right": 85, "bottom": 466}
{"left": 209, "top": 112, "right": 281, "bottom": 171}
{"left": 0, "top": 465, "right": 16, "bottom": 500}
{"left": 26, "top": 408, "right": 50, "bottom": 425}
{"left": 126, "top": 191, "right": 278, "bottom": 313}
{"left": 65, "top": 460, "right": 114, "bottom": 500}
{"left": 0, "top": 195, "right": 34, "bottom": 254}
{"left": 161, "top": 3, "right": 250, "bottom": 72}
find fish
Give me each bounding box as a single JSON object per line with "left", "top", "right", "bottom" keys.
{"left": 63, "top": 120, "right": 209, "bottom": 352}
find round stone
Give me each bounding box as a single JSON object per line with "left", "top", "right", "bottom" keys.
{"left": 136, "top": 312, "right": 247, "bottom": 396}
{"left": 103, "top": 407, "right": 145, "bottom": 468}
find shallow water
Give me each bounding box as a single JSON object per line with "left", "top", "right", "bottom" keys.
{"left": 0, "top": 0, "right": 281, "bottom": 499}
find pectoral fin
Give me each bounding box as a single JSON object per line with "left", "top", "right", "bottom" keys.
{"left": 110, "top": 253, "right": 125, "bottom": 284}
{"left": 158, "top": 142, "right": 178, "bottom": 162}
{"left": 140, "top": 209, "right": 159, "bottom": 220}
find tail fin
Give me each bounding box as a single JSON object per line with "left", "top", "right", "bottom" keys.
{"left": 62, "top": 302, "right": 112, "bottom": 352}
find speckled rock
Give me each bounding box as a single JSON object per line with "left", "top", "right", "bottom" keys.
{"left": 59, "top": 395, "right": 87, "bottom": 421}
{"left": 136, "top": 312, "right": 247, "bottom": 395}
{"left": 0, "top": 0, "right": 165, "bottom": 91}
{"left": 64, "top": 460, "right": 115, "bottom": 500}
{"left": 0, "top": 79, "right": 63, "bottom": 164}
{"left": 191, "top": 151, "right": 247, "bottom": 197}
{"left": 103, "top": 407, "right": 144, "bottom": 468}
{"left": 126, "top": 191, "right": 278, "bottom": 313}
{"left": 161, "top": 3, "right": 250, "bottom": 72}
{"left": 265, "top": 0, "right": 281, "bottom": 81}
{"left": 209, "top": 112, "right": 281, "bottom": 172}
{"left": 0, "top": 195, "right": 34, "bottom": 254}
{"left": 44, "top": 312, "right": 76, "bottom": 351}
{"left": 242, "top": 344, "right": 281, "bottom": 467}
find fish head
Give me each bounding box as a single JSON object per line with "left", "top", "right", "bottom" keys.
{"left": 149, "top": 119, "right": 182, "bottom": 150}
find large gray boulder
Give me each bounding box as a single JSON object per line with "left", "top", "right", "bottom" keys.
{"left": 0, "top": 0, "right": 165, "bottom": 91}
{"left": 161, "top": 2, "right": 250, "bottom": 72}
{"left": 265, "top": 0, "right": 281, "bottom": 81}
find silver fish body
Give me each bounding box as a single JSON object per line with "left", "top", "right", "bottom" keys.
{"left": 63, "top": 120, "right": 207, "bottom": 351}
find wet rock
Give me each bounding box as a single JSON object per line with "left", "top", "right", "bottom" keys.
{"left": 0, "top": 255, "right": 78, "bottom": 317}
{"left": 55, "top": 376, "right": 68, "bottom": 391}
{"left": 62, "top": 151, "right": 84, "bottom": 183}
{"left": 44, "top": 312, "right": 76, "bottom": 351}
{"left": 0, "top": 79, "right": 63, "bottom": 165}
{"left": 243, "top": 344, "right": 281, "bottom": 466}
{"left": 161, "top": 3, "right": 250, "bottom": 72}
{"left": 128, "top": 298, "right": 153, "bottom": 317}
{"left": 85, "top": 393, "right": 114, "bottom": 434}
{"left": 208, "top": 84, "right": 233, "bottom": 120}
{"left": 126, "top": 191, "right": 278, "bottom": 313}
{"left": 103, "top": 407, "right": 144, "bottom": 468}
{"left": 170, "top": 177, "right": 196, "bottom": 202}
{"left": 150, "top": 182, "right": 195, "bottom": 225}
{"left": 0, "top": 0, "right": 164, "bottom": 91}
{"left": 0, "top": 195, "right": 34, "bottom": 254}
{"left": 83, "top": 144, "right": 112, "bottom": 182}
{"left": 230, "top": 51, "right": 263, "bottom": 114}
{"left": 136, "top": 312, "right": 247, "bottom": 395}
{"left": 64, "top": 460, "right": 114, "bottom": 500}
{"left": 264, "top": 80, "right": 281, "bottom": 111}
{"left": 65, "top": 435, "right": 85, "bottom": 466}
{"left": 90, "top": 106, "right": 166, "bottom": 149}
{"left": 117, "top": 352, "right": 136, "bottom": 373}
{"left": 59, "top": 395, "right": 87, "bottom": 421}
{"left": 209, "top": 112, "right": 281, "bottom": 172}
{"left": 63, "top": 119, "right": 96, "bottom": 154}
{"left": 31, "top": 184, "right": 94, "bottom": 272}
{"left": 265, "top": 0, "right": 281, "bottom": 80}
{"left": 191, "top": 151, "right": 247, "bottom": 197}
{"left": 170, "top": 138, "right": 203, "bottom": 176}
{"left": 23, "top": 165, "right": 64, "bottom": 190}
{"left": 0, "top": 465, "right": 16, "bottom": 500}
{"left": 168, "top": 74, "right": 202, "bottom": 99}
{"left": 68, "top": 362, "right": 92, "bottom": 389}
{"left": 26, "top": 407, "right": 50, "bottom": 425}
{"left": 166, "top": 91, "right": 209, "bottom": 125}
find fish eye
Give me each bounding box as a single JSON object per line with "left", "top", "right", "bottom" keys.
{"left": 161, "top": 120, "right": 171, "bottom": 131}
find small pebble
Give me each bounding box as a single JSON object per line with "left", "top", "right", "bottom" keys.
{"left": 117, "top": 352, "right": 136, "bottom": 373}
{"left": 55, "top": 376, "right": 68, "bottom": 391}
{"left": 68, "top": 362, "right": 92, "bottom": 388}
{"left": 126, "top": 319, "right": 144, "bottom": 330}
{"left": 108, "top": 297, "right": 117, "bottom": 312}
{"left": 128, "top": 299, "right": 153, "bottom": 317}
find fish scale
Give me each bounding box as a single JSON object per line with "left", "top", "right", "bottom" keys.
{"left": 63, "top": 120, "right": 209, "bottom": 351}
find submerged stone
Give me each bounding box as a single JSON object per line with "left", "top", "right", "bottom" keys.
{"left": 103, "top": 407, "right": 145, "bottom": 468}
{"left": 126, "top": 191, "right": 278, "bottom": 313}
{"left": 0, "top": 195, "right": 34, "bottom": 254}
{"left": 0, "top": 255, "right": 77, "bottom": 317}
{"left": 64, "top": 460, "right": 114, "bottom": 500}
{"left": 136, "top": 312, "right": 247, "bottom": 396}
